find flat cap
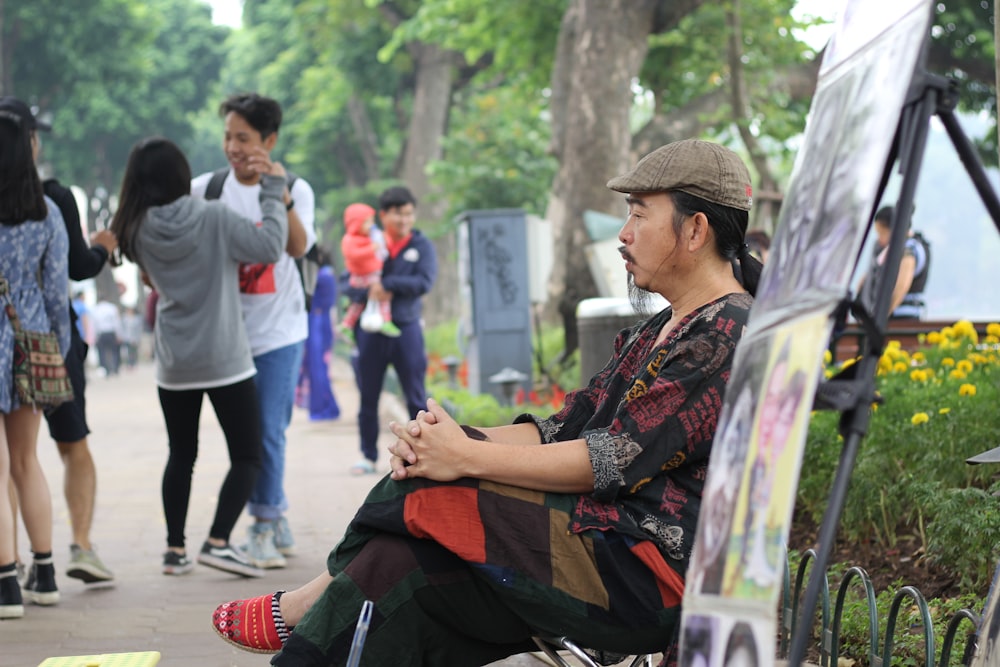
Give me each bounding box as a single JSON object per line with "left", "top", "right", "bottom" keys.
{"left": 607, "top": 139, "right": 752, "bottom": 211}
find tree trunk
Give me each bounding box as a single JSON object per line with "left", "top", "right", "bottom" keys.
{"left": 398, "top": 42, "right": 460, "bottom": 327}
{"left": 544, "top": 0, "right": 661, "bottom": 356}
{"left": 346, "top": 94, "right": 380, "bottom": 185}
{"left": 726, "top": 0, "right": 780, "bottom": 232}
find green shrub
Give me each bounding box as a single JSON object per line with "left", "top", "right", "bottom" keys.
{"left": 834, "top": 579, "right": 981, "bottom": 667}
{"left": 422, "top": 318, "right": 581, "bottom": 426}
{"left": 799, "top": 321, "right": 1000, "bottom": 592}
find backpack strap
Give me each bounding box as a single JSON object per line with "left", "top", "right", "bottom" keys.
{"left": 204, "top": 168, "right": 229, "bottom": 200}
{"left": 205, "top": 168, "right": 297, "bottom": 199}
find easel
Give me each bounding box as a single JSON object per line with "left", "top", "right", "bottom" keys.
{"left": 787, "top": 71, "right": 1000, "bottom": 667}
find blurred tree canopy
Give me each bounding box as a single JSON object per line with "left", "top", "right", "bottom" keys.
{"left": 1, "top": 0, "right": 995, "bottom": 346}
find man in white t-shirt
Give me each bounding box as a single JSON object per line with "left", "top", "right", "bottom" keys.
{"left": 91, "top": 299, "right": 122, "bottom": 376}
{"left": 191, "top": 93, "right": 316, "bottom": 570}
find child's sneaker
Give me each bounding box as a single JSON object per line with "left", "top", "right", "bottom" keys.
{"left": 0, "top": 565, "right": 24, "bottom": 619}
{"left": 380, "top": 321, "right": 402, "bottom": 338}
{"left": 163, "top": 550, "right": 195, "bottom": 576}
{"left": 22, "top": 556, "right": 59, "bottom": 606}
{"left": 198, "top": 541, "right": 265, "bottom": 578}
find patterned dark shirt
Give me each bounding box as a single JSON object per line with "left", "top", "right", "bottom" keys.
{"left": 517, "top": 292, "right": 752, "bottom": 576}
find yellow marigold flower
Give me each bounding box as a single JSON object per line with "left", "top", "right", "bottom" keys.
{"left": 959, "top": 383, "right": 977, "bottom": 397}
{"left": 949, "top": 369, "right": 967, "bottom": 380}
{"left": 893, "top": 361, "right": 908, "bottom": 373}
{"left": 954, "top": 320, "right": 979, "bottom": 344}
{"left": 911, "top": 412, "right": 930, "bottom": 425}
{"left": 942, "top": 326, "right": 956, "bottom": 339}
{"left": 957, "top": 360, "right": 973, "bottom": 374}
{"left": 912, "top": 351, "right": 926, "bottom": 363}
{"left": 887, "top": 340, "right": 901, "bottom": 350}
{"left": 823, "top": 350, "right": 832, "bottom": 365}
{"left": 985, "top": 335, "right": 1000, "bottom": 345}
{"left": 878, "top": 357, "right": 892, "bottom": 374}
{"left": 926, "top": 331, "right": 942, "bottom": 344}
{"left": 941, "top": 357, "right": 956, "bottom": 367}
{"left": 987, "top": 322, "right": 1000, "bottom": 338}
{"left": 939, "top": 407, "right": 951, "bottom": 415}
{"left": 824, "top": 369, "right": 834, "bottom": 379}
{"left": 910, "top": 369, "right": 928, "bottom": 382}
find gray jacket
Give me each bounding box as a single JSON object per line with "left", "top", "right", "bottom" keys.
{"left": 136, "top": 174, "right": 288, "bottom": 387}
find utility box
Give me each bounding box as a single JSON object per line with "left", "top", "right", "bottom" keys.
{"left": 457, "top": 209, "right": 534, "bottom": 402}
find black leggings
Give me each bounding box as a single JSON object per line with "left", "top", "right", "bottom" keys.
{"left": 159, "top": 378, "right": 262, "bottom": 549}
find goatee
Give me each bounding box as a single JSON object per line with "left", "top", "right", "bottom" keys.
{"left": 627, "top": 274, "right": 655, "bottom": 315}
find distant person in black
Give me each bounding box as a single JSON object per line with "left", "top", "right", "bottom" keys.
{"left": 859, "top": 205, "right": 931, "bottom": 320}
{"left": 0, "top": 96, "right": 117, "bottom": 585}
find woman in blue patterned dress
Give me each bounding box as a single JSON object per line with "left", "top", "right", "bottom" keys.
{"left": 0, "top": 103, "right": 71, "bottom": 619}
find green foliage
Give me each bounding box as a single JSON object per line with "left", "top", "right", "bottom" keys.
{"left": 832, "top": 578, "right": 981, "bottom": 667}
{"left": 800, "top": 323, "right": 1000, "bottom": 591}
{"left": 430, "top": 385, "right": 523, "bottom": 428}
{"left": 429, "top": 85, "right": 557, "bottom": 220}
{"left": 378, "top": 0, "right": 565, "bottom": 91}
{"left": 643, "top": 0, "right": 815, "bottom": 166}
{"left": 931, "top": 0, "right": 998, "bottom": 164}
{"left": 5, "top": 0, "right": 228, "bottom": 191}
{"left": 420, "top": 317, "right": 580, "bottom": 427}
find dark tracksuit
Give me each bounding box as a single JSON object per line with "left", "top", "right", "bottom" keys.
{"left": 346, "top": 230, "right": 436, "bottom": 463}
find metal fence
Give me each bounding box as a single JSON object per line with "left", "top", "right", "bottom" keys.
{"left": 778, "top": 549, "right": 982, "bottom": 667}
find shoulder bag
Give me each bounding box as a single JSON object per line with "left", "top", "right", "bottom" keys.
{"left": 0, "top": 272, "right": 73, "bottom": 410}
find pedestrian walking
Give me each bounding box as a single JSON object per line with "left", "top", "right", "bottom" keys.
{"left": 190, "top": 93, "right": 317, "bottom": 570}
{"left": 0, "top": 96, "right": 118, "bottom": 586}
{"left": 0, "top": 101, "right": 71, "bottom": 618}
{"left": 109, "top": 136, "right": 288, "bottom": 578}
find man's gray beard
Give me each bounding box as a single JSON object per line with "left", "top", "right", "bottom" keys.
{"left": 627, "top": 274, "right": 655, "bottom": 315}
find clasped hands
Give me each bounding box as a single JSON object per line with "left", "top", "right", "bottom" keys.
{"left": 388, "top": 398, "right": 471, "bottom": 482}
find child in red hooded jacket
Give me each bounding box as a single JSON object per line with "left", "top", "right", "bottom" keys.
{"left": 339, "top": 203, "right": 400, "bottom": 337}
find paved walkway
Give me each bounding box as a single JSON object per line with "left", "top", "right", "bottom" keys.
{"left": 0, "top": 357, "right": 557, "bottom": 667}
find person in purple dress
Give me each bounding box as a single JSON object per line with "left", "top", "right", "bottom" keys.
{"left": 296, "top": 249, "right": 340, "bottom": 420}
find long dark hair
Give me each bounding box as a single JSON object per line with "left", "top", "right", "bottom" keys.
{"left": 670, "top": 191, "right": 762, "bottom": 297}
{"left": 0, "top": 112, "right": 47, "bottom": 224}
{"left": 110, "top": 137, "right": 191, "bottom": 263}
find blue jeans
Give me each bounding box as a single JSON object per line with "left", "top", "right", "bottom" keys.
{"left": 247, "top": 341, "right": 304, "bottom": 520}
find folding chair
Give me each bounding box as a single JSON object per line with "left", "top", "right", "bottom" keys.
{"left": 531, "top": 636, "right": 656, "bottom": 667}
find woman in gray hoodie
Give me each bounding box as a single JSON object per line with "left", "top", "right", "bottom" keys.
{"left": 110, "top": 137, "right": 288, "bottom": 578}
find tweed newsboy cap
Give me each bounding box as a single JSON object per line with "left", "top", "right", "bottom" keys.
{"left": 607, "top": 139, "right": 753, "bottom": 211}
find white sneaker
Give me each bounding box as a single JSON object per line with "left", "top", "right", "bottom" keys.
{"left": 273, "top": 517, "right": 296, "bottom": 557}
{"left": 244, "top": 524, "right": 287, "bottom": 569}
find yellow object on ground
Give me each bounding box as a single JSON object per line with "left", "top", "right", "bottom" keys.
{"left": 37, "top": 653, "right": 161, "bottom": 667}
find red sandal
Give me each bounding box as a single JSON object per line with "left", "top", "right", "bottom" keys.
{"left": 212, "top": 591, "right": 290, "bottom": 653}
